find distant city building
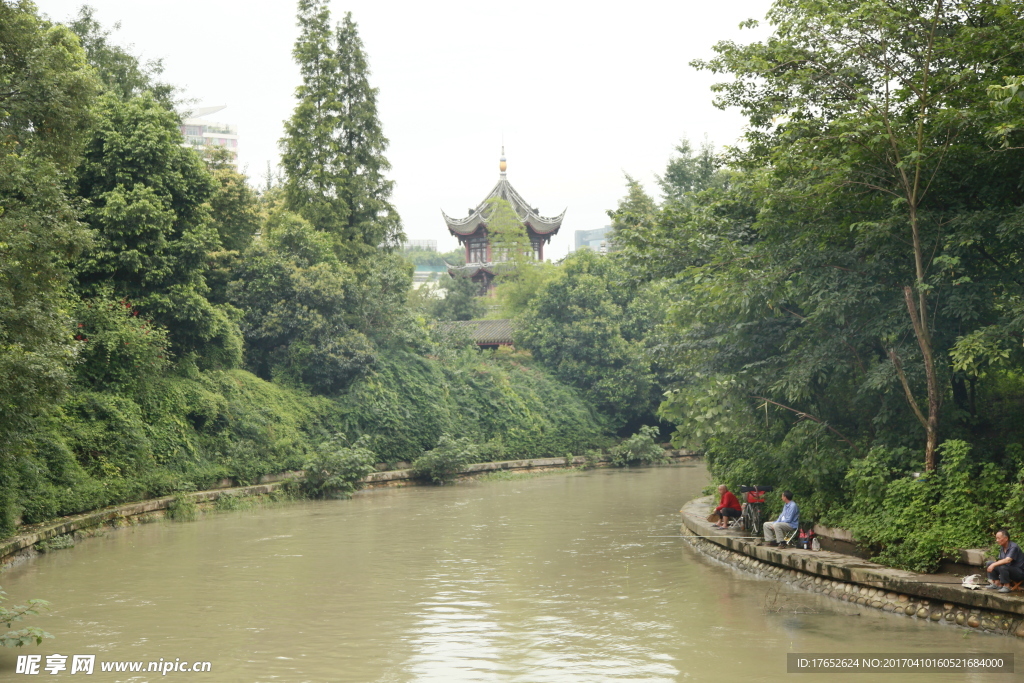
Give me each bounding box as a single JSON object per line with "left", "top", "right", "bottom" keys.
{"left": 443, "top": 150, "right": 565, "bottom": 293}
{"left": 411, "top": 266, "right": 446, "bottom": 289}
{"left": 575, "top": 226, "right": 613, "bottom": 253}
{"left": 405, "top": 240, "right": 443, "bottom": 288}
{"left": 180, "top": 105, "right": 238, "bottom": 165}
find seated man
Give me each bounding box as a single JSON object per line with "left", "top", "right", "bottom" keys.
{"left": 986, "top": 529, "right": 1024, "bottom": 593}
{"left": 714, "top": 485, "right": 742, "bottom": 529}
{"left": 762, "top": 491, "right": 799, "bottom": 547}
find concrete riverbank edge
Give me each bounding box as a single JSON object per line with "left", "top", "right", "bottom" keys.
{"left": 680, "top": 497, "right": 1024, "bottom": 638}
{"left": 0, "top": 452, "right": 700, "bottom": 571}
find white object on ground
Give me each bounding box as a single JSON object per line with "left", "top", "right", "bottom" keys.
{"left": 961, "top": 574, "right": 985, "bottom": 590}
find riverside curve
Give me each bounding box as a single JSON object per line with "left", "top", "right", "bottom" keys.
{"left": 680, "top": 496, "right": 1024, "bottom": 638}
{"left": 0, "top": 452, "right": 700, "bottom": 571}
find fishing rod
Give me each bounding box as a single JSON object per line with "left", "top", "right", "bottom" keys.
{"left": 649, "top": 535, "right": 762, "bottom": 539}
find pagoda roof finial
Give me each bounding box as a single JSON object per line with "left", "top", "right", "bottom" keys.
{"left": 499, "top": 144, "right": 507, "bottom": 175}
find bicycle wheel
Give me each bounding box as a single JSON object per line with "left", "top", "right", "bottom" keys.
{"left": 748, "top": 504, "right": 763, "bottom": 536}
{"left": 741, "top": 504, "right": 755, "bottom": 534}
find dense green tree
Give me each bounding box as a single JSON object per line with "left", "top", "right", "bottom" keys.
{"left": 203, "top": 150, "right": 263, "bottom": 305}
{"left": 518, "top": 250, "right": 665, "bottom": 432}
{"left": 228, "top": 210, "right": 376, "bottom": 393}
{"left": 0, "top": 2, "right": 99, "bottom": 166}
{"left": 0, "top": 0, "right": 98, "bottom": 530}
{"left": 431, "top": 275, "right": 486, "bottom": 322}
{"left": 657, "top": 137, "right": 719, "bottom": 203}
{"left": 600, "top": 0, "right": 1024, "bottom": 567}
{"left": 491, "top": 260, "right": 559, "bottom": 319}
{"left": 609, "top": 169, "right": 752, "bottom": 286}
{"left": 608, "top": 178, "right": 666, "bottom": 279}
{"left": 695, "top": 0, "right": 1024, "bottom": 468}
{"left": 205, "top": 148, "right": 261, "bottom": 254}
{"left": 71, "top": 287, "right": 171, "bottom": 395}
{"left": 352, "top": 252, "right": 423, "bottom": 347}
{"left": 232, "top": 3, "right": 419, "bottom": 394}
{"left": 989, "top": 74, "right": 1024, "bottom": 147}
{"left": 280, "top": 1, "right": 401, "bottom": 262}
{"left": 75, "top": 93, "right": 241, "bottom": 367}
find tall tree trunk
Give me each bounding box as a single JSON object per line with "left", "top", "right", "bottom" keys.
{"left": 903, "top": 285, "right": 940, "bottom": 470}
{"left": 897, "top": 1, "right": 944, "bottom": 470}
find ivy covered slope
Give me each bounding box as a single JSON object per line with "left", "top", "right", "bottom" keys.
{"left": 14, "top": 340, "right": 605, "bottom": 532}
{"left": 611, "top": 0, "right": 1024, "bottom": 571}
{"left": 0, "top": 2, "right": 605, "bottom": 538}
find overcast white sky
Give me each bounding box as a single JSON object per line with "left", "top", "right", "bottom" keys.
{"left": 38, "top": 0, "right": 774, "bottom": 259}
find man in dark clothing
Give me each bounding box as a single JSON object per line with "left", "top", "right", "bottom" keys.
{"left": 986, "top": 529, "right": 1024, "bottom": 593}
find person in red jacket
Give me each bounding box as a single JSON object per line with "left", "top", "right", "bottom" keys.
{"left": 714, "top": 485, "right": 742, "bottom": 528}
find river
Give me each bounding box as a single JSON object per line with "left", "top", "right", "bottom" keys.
{"left": 1, "top": 463, "right": 1020, "bottom": 681}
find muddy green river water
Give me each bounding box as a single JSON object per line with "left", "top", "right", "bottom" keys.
{"left": 1, "top": 463, "right": 1020, "bottom": 681}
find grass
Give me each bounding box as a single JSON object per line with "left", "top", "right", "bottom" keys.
{"left": 213, "top": 493, "right": 261, "bottom": 512}
{"left": 212, "top": 488, "right": 302, "bottom": 512}
{"left": 36, "top": 534, "right": 75, "bottom": 553}
{"left": 166, "top": 493, "right": 199, "bottom": 522}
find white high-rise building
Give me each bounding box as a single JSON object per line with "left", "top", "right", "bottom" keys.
{"left": 180, "top": 105, "right": 238, "bottom": 165}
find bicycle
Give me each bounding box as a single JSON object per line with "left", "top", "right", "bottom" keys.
{"left": 739, "top": 485, "right": 773, "bottom": 536}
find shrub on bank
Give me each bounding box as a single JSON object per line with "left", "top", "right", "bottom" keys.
{"left": 608, "top": 425, "right": 671, "bottom": 466}
{"left": 838, "top": 440, "right": 1012, "bottom": 572}
{"left": 300, "top": 434, "right": 377, "bottom": 498}
{"left": 412, "top": 434, "right": 480, "bottom": 485}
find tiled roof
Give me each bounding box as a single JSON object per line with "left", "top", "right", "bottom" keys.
{"left": 442, "top": 174, "right": 564, "bottom": 236}
{"left": 437, "top": 319, "right": 514, "bottom": 345}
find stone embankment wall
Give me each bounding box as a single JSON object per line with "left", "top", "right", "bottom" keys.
{"left": 681, "top": 497, "right": 1024, "bottom": 639}
{"left": 1, "top": 452, "right": 698, "bottom": 571}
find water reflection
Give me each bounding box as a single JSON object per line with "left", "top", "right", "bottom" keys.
{"left": 401, "top": 544, "right": 681, "bottom": 682}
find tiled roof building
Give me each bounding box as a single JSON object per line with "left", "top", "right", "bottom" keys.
{"left": 443, "top": 151, "right": 564, "bottom": 293}
{"left": 436, "top": 319, "right": 514, "bottom": 349}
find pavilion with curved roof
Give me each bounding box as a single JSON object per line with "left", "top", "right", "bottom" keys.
{"left": 443, "top": 151, "right": 565, "bottom": 292}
